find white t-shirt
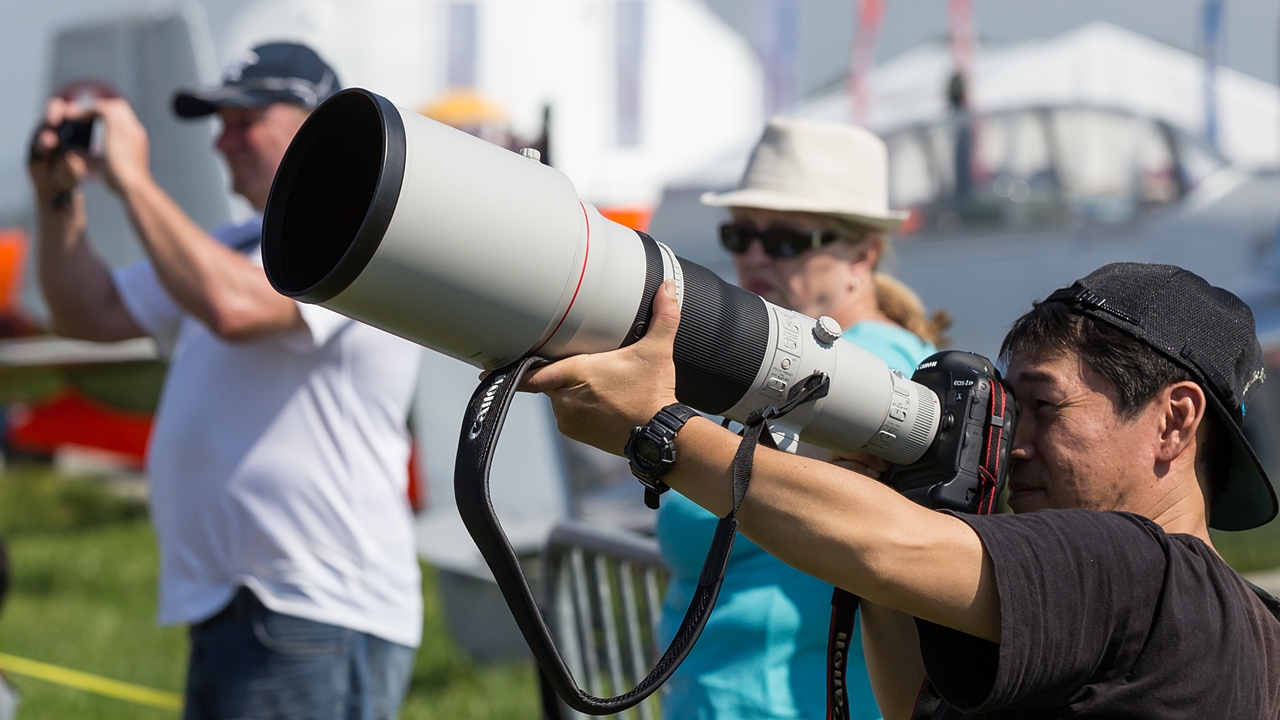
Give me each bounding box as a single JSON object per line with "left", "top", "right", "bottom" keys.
{"left": 112, "top": 218, "right": 425, "bottom": 647}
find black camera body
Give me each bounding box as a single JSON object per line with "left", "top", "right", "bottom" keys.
{"left": 56, "top": 118, "right": 100, "bottom": 153}
{"left": 887, "top": 350, "right": 1017, "bottom": 514}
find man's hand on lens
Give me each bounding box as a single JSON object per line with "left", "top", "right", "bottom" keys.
{"left": 522, "top": 281, "right": 681, "bottom": 455}
{"left": 829, "top": 450, "right": 892, "bottom": 480}
{"left": 88, "top": 98, "right": 152, "bottom": 196}
{"left": 27, "top": 97, "right": 89, "bottom": 205}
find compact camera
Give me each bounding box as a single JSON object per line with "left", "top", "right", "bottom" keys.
{"left": 55, "top": 118, "right": 103, "bottom": 155}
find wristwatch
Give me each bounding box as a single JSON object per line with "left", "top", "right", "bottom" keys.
{"left": 624, "top": 403, "right": 699, "bottom": 509}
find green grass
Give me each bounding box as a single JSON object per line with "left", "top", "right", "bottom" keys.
{"left": 0, "top": 466, "right": 538, "bottom": 719}
{"left": 1212, "top": 520, "right": 1280, "bottom": 574}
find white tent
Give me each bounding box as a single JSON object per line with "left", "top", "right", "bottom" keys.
{"left": 794, "top": 21, "right": 1280, "bottom": 170}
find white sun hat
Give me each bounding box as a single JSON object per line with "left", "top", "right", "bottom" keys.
{"left": 702, "top": 116, "right": 909, "bottom": 232}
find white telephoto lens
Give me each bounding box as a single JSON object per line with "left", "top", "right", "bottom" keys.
{"left": 263, "top": 89, "right": 938, "bottom": 463}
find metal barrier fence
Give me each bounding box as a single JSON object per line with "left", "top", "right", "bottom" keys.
{"left": 542, "top": 521, "right": 670, "bottom": 720}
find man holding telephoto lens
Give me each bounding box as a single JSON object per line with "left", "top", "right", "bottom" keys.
{"left": 27, "top": 43, "right": 423, "bottom": 719}
{"left": 522, "top": 263, "right": 1280, "bottom": 717}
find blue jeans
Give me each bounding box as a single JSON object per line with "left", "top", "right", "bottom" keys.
{"left": 184, "top": 588, "right": 417, "bottom": 720}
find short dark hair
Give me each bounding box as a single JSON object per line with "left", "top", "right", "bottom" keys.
{"left": 1001, "top": 302, "right": 1195, "bottom": 418}
{"left": 1001, "top": 300, "right": 1227, "bottom": 500}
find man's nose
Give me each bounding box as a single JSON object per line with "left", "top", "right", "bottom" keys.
{"left": 1009, "top": 415, "right": 1034, "bottom": 460}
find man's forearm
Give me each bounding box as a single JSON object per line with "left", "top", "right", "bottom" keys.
{"left": 664, "top": 416, "right": 1001, "bottom": 642}
{"left": 36, "top": 193, "right": 142, "bottom": 341}
{"left": 116, "top": 176, "right": 299, "bottom": 340}
{"left": 527, "top": 284, "right": 1001, "bottom": 642}
{"left": 862, "top": 600, "right": 928, "bottom": 720}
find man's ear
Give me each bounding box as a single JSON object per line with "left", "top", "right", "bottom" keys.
{"left": 1156, "top": 381, "right": 1207, "bottom": 464}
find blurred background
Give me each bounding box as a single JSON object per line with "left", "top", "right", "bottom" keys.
{"left": 4, "top": 1, "right": 1280, "bottom": 718}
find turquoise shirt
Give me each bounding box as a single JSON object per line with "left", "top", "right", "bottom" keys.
{"left": 656, "top": 322, "right": 935, "bottom": 720}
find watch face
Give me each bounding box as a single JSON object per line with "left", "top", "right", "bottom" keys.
{"left": 632, "top": 435, "right": 663, "bottom": 470}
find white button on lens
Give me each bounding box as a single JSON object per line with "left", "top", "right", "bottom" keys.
{"left": 814, "top": 316, "right": 842, "bottom": 345}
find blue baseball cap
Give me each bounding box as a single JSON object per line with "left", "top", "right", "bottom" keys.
{"left": 173, "top": 42, "right": 340, "bottom": 118}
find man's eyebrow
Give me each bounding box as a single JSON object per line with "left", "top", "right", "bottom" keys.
{"left": 1013, "top": 368, "right": 1058, "bottom": 387}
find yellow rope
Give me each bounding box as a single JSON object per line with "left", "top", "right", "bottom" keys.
{"left": 0, "top": 652, "right": 182, "bottom": 710}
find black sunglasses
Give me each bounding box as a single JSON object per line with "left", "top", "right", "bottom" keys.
{"left": 718, "top": 223, "right": 844, "bottom": 259}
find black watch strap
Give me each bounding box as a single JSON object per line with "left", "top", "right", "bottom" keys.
{"left": 629, "top": 403, "right": 698, "bottom": 509}
{"left": 653, "top": 402, "right": 698, "bottom": 432}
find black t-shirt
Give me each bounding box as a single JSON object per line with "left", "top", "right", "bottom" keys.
{"left": 915, "top": 509, "right": 1280, "bottom": 718}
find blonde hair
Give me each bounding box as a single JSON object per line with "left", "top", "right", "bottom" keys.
{"left": 873, "top": 272, "right": 952, "bottom": 347}
{"left": 821, "top": 215, "right": 952, "bottom": 347}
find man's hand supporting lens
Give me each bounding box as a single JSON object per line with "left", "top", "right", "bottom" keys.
{"left": 521, "top": 281, "right": 1001, "bottom": 717}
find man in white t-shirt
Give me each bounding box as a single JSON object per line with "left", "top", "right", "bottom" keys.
{"left": 27, "top": 43, "right": 424, "bottom": 719}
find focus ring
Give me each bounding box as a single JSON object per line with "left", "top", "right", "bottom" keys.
{"left": 620, "top": 231, "right": 665, "bottom": 348}
{"left": 671, "top": 260, "right": 770, "bottom": 414}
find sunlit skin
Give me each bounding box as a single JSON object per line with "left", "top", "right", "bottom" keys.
{"left": 1004, "top": 350, "right": 1215, "bottom": 545}
{"left": 729, "top": 207, "right": 887, "bottom": 328}
{"left": 215, "top": 104, "right": 309, "bottom": 211}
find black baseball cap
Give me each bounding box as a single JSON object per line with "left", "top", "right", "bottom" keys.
{"left": 1043, "top": 263, "right": 1276, "bottom": 531}
{"left": 173, "top": 42, "right": 340, "bottom": 118}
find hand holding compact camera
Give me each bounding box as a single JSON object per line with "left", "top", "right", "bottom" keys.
{"left": 27, "top": 97, "right": 96, "bottom": 208}
{"left": 29, "top": 92, "right": 155, "bottom": 207}
{"left": 54, "top": 117, "right": 104, "bottom": 156}
{"left": 28, "top": 77, "right": 151, "bottom": 208}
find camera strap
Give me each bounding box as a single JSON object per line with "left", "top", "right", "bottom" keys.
{"left": 826, "top": 587, "right": 861, "bottom": 720}
{"left": 826, "top": 373, "right": 1011, "bottom": 720}
{"left": 974, "top": 379, "right": 1009, "bottom": 515}
{"left": 455, "top": 357, "right": 829, "bottom": 715}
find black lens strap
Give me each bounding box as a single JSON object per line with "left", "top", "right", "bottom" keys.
{"left": 454, "top": 359, "right": 829, "bottom": 714}
{"left": 732, "top": 372, "right": 831, "bottom": 507}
